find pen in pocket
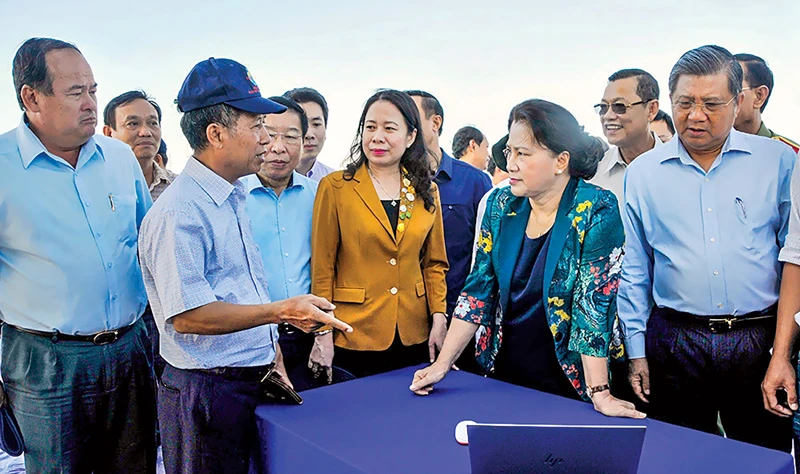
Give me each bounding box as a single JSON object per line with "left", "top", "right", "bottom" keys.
{"left": 735, "top": 197, "right": 746, "bottom": 219}
{"left": 108, "top": 193, "right": 115, "bottom": 212}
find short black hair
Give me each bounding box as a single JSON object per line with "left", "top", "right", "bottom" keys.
{"left": 452, "top": 126, "right": 485, "bottom": 159}
{"left": 654, "top": 109, "right": 675, "bottom": 135}
{"left": 669, "top": 45, "right": 742, "bottom": 99}
{"left": 734, "top": 53, "right": 774, "bottom": 112}
{"left": 404, "top": 90, "right": 444, "bottom": 136}
{"left": 283, "top": 87, "right": 328, "bottom": 126}
{"left": 103, "top": 90, "right": 162, "bottom": 129}
{"left": 267, "top": 95, "right": 308, "bottom": 136}
{"left": 157, "top": 139, "right": 168, "bottom": 166}
{"left": 12, "top": 37, "right": 81, "bottom": 111}
{"left": 180, "top": 103, "right": 242, "bottom": 152}
{"left": 607, "top": 68, "right": 660, "bottom": 102}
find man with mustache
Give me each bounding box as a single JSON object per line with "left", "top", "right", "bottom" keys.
{"left": 138, "top": 58, "right": 352, "bottom": 474}
{"left": 619, "top": 45, "right": 794, "bottom": 452}
{"left": 0, "top": 38, "right": 156, "bottom": 472}
{"left": 103, "top": 90, "right": 177, "bottom": 202}
{"left": 245, "top": 95, "right": 322, "bottom": 390}
{"left": 589, "top": 68, "right": 663, "bottom": 212}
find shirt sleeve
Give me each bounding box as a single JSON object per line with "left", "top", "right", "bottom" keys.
{"left": 141, "top": 209, "right": 217, "bottom": 320}
{"left": 472, "top": 189, "right": 492, "bottom": 268}
{"left": 133, "top": 162, "right": 153, "bottom": 230}
{"left": 311, "top": 176, "right": 340, "bottom": 303}
{"left": 617, "top": 168, "right": 654, "bottom": 359}
{"left": 421, "top": 187, "right": 449, "bottom": 315}
{"left": 568, "top": 193, "right": 625, "bottom": 357}
{"left": 778, "top": 150, "right": 798, "bottom": 261}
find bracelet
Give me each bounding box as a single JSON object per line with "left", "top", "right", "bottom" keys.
{"left": 314, "top": 329, "right": 332, "bottom": 336}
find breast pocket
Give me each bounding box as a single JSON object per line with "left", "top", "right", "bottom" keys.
{"left": 731, "top": 196, "right": 775, "bottom": 250}
{"left": 104, "top": 193, "right": 138, "bottom": 244}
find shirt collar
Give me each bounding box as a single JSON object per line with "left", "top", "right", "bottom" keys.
{"left": 184, "top": 156, "right": 236, "bottom": 206}
{"left": 602, "top": 131, "right": 663, "bottom": 174}
{"left": 246, "top": 171, "right": 305, "bottom": 195}
{"left": 150, "top": 163, "right": 176, "bottom": 189}
{"left": 16, "top": 115, "right": 102, "bottom": 169}
{"left": 435, "top": 149, "right": 454, "bottom": 180}
{"left": 756, "top": 121, "right": 772, "bottom": 138}
{"left": 661, "top": 129, "right": 752, "bottom": 165}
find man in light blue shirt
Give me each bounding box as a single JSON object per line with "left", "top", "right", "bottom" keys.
{"left": 138, "top": 58, "right": 350, "bottom": 474}
{"left": 619, "top": 45, "right": 793, "bottom": 452}
{"left": 0, "top": 38, "right": 155, "bottom": 473}
{"left": 245, "top": 96, "right": 321, "bottom": 390}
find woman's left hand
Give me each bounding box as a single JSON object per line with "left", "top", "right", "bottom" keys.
{"left": 428, "top": 313, "right": 448, "bottom": 362}
{"left": 591, "top": 391, "right": 646, "bottom": 419}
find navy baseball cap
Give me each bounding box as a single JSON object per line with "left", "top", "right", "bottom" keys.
{"left": 176, "top": 58, "right": 287, "bottom": 115}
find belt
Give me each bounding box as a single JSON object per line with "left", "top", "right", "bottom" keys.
{"left": 188, "top": 363, "right": 274, "bottom": 383}
{"left": 4, "top": 322, "right": 135, "bottom": 345}
{"left": 657, "top": 305, "right": 777, "bottom": 334}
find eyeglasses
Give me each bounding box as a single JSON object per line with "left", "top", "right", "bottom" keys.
{"left": 593, "top": 100, "right": 648, "bottom": 116}
{"left": 267, "top": 129, "right": 302, "bottom": 145}
{"left": 672, "top": 96, "right": 736, "bottom": 115}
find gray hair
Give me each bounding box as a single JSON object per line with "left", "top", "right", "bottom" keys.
{"left": 179, "top": 103, "right": 242, "bottom": 151}
{"left": 668, "top": 45, "right": 742, "bottom": 99}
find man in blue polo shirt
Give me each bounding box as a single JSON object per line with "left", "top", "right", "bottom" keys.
{"left": 406, "top": 90, "right": 492, "bottom": 370}
{"left": 138, "top": 58, "right": 351, "bottom": 474}
{"left": 245, "top": 95, "right": 321, "bottom": 390}
{"left": 0, "top": 38, "right": 155, "bottom": 473}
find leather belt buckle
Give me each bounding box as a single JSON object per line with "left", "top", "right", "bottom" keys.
{"left": 92, "top": 330, "right": 119, "bottom": 345}
{"left": 707, "top": 318, "right": 734, "bottom": 334}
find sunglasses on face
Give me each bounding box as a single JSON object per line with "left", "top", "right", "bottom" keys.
{"left": 593, "top": 100, "right": 649, "bottom": 116}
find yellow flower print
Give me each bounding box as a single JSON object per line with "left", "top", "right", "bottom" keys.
{"left": 571, "top": 216, "right": 583, "bottom": 229}
{"left": 576, "top": 201, "right": 593, "bottom": 213}
{"left": 578, "top": 230, "right": 585, "bottom": 243}
{"left": 478, "top": 232, "right": 493, "bottom": 253}
{"left": 548, "top": 297, "right": 564, "bottom": 307}
{"left": 554, "top": 309, "right": 570, "bottom": 322}
{"left": 550, "top": 323, "right": 559, "bottom": 336}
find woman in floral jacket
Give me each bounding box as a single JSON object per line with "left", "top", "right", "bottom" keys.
{"left": 410, "top": 99, "right": 644, "bottom": 419}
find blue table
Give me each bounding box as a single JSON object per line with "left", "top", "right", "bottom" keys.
{"left": 253, "top": 366, "right": 794, "bottom": 473}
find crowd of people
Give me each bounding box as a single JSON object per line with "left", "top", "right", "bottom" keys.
{"left": 0, "top": 36, "right": 799, "bottom": 474}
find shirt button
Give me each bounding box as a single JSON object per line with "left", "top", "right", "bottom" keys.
{"left": 710, "top": 238, "right": 716, "bottom": 243}
{"left": 288, "top": 279, "right": 293, "bottom": 283}
{"left": 112, "top": 294, "right": 118, "bottom": 300}
{"left": 107, "top": 262, "right": 113, "bottom": 269}
{"left": 705, "top": 178, "right": 710, "bottom": 182}
{"left": 284, "top": 252, "right": 289, "bottom": 257}
{"left": 713, "top": 270, "right": 719, "bottom": 276}
{"left": 389, "top": 258, "right": 397, "bottom": 266}
{"left": 95, "top": 233, "right": 102, "bottom": 238}
{"left": 281, "top": 227, "right": 286, "bottom": 232}
{"left": 390, "top": 287, "right": 398, "bottom": 295}
{"left": 85, "top": 201, "right": 91, "bottom": 207}
{"left": 717, "top": 303, "right": 724, "bottom": 308}
{"left": 448, "top": 205, "right": 453, "bottom": 210}
{"left": 706, "top": 208, "right": 712, "bottom": 212}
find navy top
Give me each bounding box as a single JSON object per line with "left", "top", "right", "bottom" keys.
{"left": 433, "top": 150, "right": 492, "bottom": 314}
{"left": 381, "top": 200, "right": 399, "bottom": 233}
{"left": 493, "top": 229, "right": 579, "bottom": 399}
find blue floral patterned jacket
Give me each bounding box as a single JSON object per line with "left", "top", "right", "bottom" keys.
{"left": 452, "top": 178, "right": 625, "bottom": 401}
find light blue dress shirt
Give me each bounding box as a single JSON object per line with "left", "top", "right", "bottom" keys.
{"left": 138, "top": 157, "right": 278, "bottom": 369}
{"left": 619, "top": 129, "right": 795, "bottom": 358}
{"left": 245, "top": 172, "right": 318, "bottom": 301}
{"left": 0, "top": 118, "right": 151, "bottom": 334}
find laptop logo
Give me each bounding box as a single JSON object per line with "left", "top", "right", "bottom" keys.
{"left": 544, "top": 453, "right": 564, "bottom": 468}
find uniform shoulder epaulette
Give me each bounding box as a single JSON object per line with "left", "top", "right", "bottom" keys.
{"left": 773, "top": 135, "right": 800, "bottom": 154}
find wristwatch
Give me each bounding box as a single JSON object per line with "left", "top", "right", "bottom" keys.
{"left": 586, "top": 384, "right": 610, "bottom": 398}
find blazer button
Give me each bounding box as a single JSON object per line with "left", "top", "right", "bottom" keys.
{"left": 390, "top": 287, "right": 398, "bottom": 295}
{"left": 389, "top": 258, "right": 397, "bottom": 266}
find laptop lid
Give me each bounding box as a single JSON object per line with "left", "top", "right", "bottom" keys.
{"left": 467, "top": 423, "right": 646, "bottom": 474}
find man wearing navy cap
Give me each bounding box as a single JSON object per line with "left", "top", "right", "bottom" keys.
{"left": 138, "top": 57, "right": 352, "bottom": 474}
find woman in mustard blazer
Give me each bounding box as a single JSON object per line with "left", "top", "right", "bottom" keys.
{"left": 310, "top": 90, "right": 449, "bottom": 379}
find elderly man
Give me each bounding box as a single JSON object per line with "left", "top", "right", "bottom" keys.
{"left": 589, "top": 68, "right": 662, "bottom": 209}
{"left": 138, "top": 58, "right": 351, "bottom": 474}
{"left": 0, "top": 38, "right": 155, "bottom": 473}
{"left": 619, "top": 45, "right": 793, "bottom": 452}
{"left": 102, "top": 90, "right": 177, "bottom": 201}
{"left": 245, "top": 95, "right": 321, "bottom": 390}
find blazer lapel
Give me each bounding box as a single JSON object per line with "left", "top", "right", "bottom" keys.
{"left": 496, "top": 195, "right": 529, "bottom": 314}
{"left": 353, "top": 165, "right": 397, "bottom": 243}
{"left": 542, "top": 177, "right": 579, "bottom": 304}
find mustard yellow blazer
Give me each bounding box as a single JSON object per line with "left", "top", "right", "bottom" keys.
{"left": 311, "top": 165, "right": 449, "bottom": 351}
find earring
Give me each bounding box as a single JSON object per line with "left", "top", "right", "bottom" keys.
{"left": 556, "top": 169, "right": 564, "bottom": 175}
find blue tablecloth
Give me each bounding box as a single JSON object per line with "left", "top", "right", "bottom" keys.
{"left": 253, "top": 365, "right": 794, "bottom": 474}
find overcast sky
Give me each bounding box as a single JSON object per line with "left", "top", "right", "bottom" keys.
{"left": 1, "top": 0, "right": 797, "bottom": 172}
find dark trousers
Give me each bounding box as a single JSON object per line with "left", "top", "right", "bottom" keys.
{"left": 141, "top": 305, "right": 166, "bottom": 378}
{"left": 646, "top": 307, "right": 791, "bottom": 452}
{"left": 334, "top": 330, "right": 428, "bottom": 379}
{"left": 159, "top": 363, "right": 269, "bottom": 474}
{"left": 278, "top": 324, "right": 318, "bottom": 392}
{"left": 1, "top": 319, "right": 157, "bottom": 474}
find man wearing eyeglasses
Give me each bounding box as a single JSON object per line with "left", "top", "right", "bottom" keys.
{"left": 733, "top": 53, "right": 799, "bottom": 153}
{"left": 589, "top": 69, "right": 662, "bottom": 210}
{"left": 619, "top": 45, "right": 794, "bottom": 452}
{"left": 245, "top": 95, "right": 322, "bottom": 391}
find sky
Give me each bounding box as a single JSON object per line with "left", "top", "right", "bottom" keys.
{"left": 1, "top": 0, "right": 798, "bottom": 173}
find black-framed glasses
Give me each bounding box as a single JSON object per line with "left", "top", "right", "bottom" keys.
{"left": 672, "top": 96, "right": 736, "bottom": 115}
{"left": 593, "top": 100, "right": 648, "bottom": 116}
